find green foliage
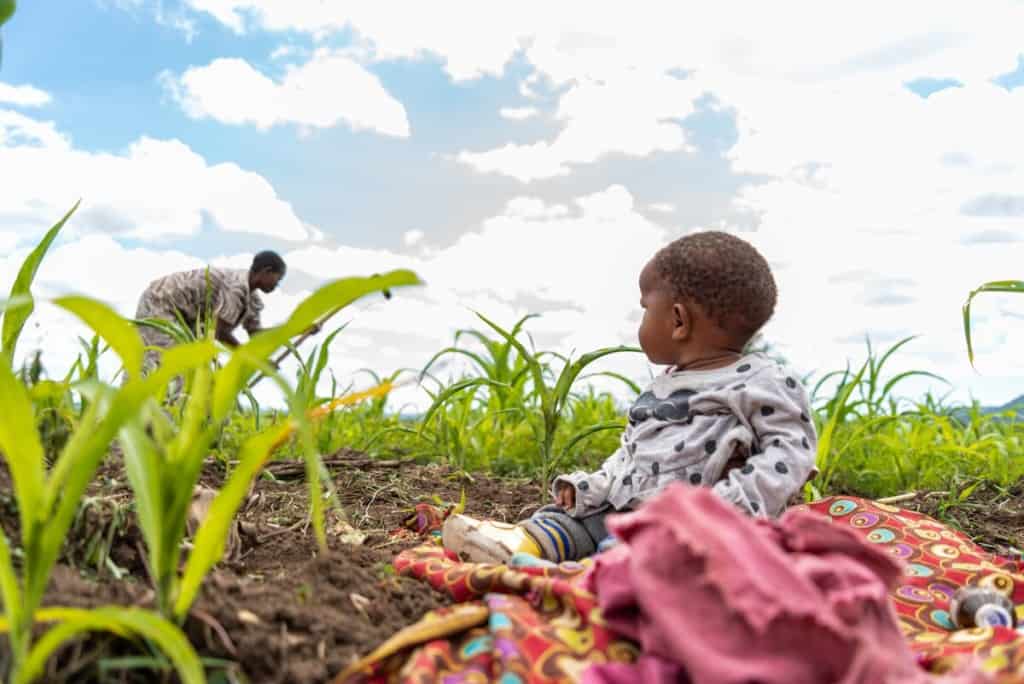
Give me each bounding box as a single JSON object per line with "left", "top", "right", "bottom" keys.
{"left": 0, "top": 218, "right": 422, "bottom": 679}
{"left": 420, "top": 312, "right": 640, "bottom": 494}
{"left": 0, "top": 0, "right": 14, "bottom": 67}
{"left": 0, "top": 298, "right": 208, "bottom": 683}
{"left": 1, "top": 202, "right": 79, "bottom": 367}
{"left": 114, "top": 271, "right": 419, "bottom": 624}
{"left": 962, "top": 280, "right": 1024, "bottom": 365}
{"left": 0, "top": 0, "right": 14, "bottom": 27}
{"left": 807, "top": 336, "right": 1024, "bottom": 500}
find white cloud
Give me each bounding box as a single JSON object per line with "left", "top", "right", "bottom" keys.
{"left": 181, "top": 1, "right": 530, "bottom": 80}
{"left": 49, "top": 1, "right": 1024, "bottom": 406}
{"left": 0, "top": 83, "right": 52, "bottom": 107}
{"left": 165, "top": 50, "right": 410, "bottom": 137}
{"left": 280, "top": 185, "right": 667, "bottom": 403}
{"left": 0, "top": 108, "right": 313, "bottom": 243}
{"left": 648, "top": 203, "right": 675, "bottom": 214}
{"left": 402, "top": 229, "right": 425, "bottom": 247}
{"left": 457, "top": 71, "right": 701, "bottom": 182}
{"left": 169, "top": 2, "right": 1024, "bottom": 188}
{"left": 12, "top": 179, "right": 1024, "bottom": 412}
{"left": 500, "top": 106, "right": 540, "bottom": 121}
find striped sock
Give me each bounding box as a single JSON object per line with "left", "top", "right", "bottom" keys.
{"left": 521, "top": 510, "right": 598, "bottom": 562}
{"left": 521, "top": 517, "right": 574, "bottom": 562}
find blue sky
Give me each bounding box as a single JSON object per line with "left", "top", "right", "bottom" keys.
{"left": 2, "top": 1, "right": 1024, "bottom": 409}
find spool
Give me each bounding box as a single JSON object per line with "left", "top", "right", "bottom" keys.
{"left": 950, "top": 587, "right": 1017, "bottom": 629}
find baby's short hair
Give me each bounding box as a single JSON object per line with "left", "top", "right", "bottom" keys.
{"left": 653, "top": 231, "right": 777, "bottom": 345}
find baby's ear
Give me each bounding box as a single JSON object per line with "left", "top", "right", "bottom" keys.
{"left": 672, "top": 302, "right": 692, "bottom": 338}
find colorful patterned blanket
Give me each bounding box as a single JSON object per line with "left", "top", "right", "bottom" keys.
{"left": 334, "top": 497, "right": 1024, "bottom": 683}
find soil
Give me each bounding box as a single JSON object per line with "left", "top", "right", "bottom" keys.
{"left": 901, "top": 480, "right": 1024, "bottom": 558}
{"left": 0, "top": 452, "right": 1020, "bottom": 683}
{"left": 0, "top": 452, "right": 542, "bottom": 683}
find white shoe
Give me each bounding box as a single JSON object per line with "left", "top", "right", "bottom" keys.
{"left": 441, "top": 514, "right": 541, "bottom": 564}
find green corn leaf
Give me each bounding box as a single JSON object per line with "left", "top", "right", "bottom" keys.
{"left": 159, "top": 366, "right": 217, "bottom": 604}
{"left": 421, "top": 347, "right": 490, "bottom": 379}
{"left": 54, "top": 295, "right": 144, "bottom": 380}
{"left": 117, "top": 420, "right": 166, "bottom": 596}
{"left": 875, "top": 336, "right": 918, "bottom": 374}
{"left": 958, "top": 480, "right": 982, "bottom": 502}
{"left": 548, "top": 420, "right": 625, "bottom": 475}
{"left": 14, "top": 607, "right": 205, "bottom": 684}
{"left": 0, "top": 532, "right": 25, "bottom": 662}
{"left": 36, "top": 344, "right": 216, "bottom": 615}
{"left": 420, "top": 378, "right": 506, "bottom": 428}
{"left": 816, "top": 362, "right": 868, "bottom": 490}
{"left": 0, "top": 357, "right": 46, "bottom": 536}
{"left": 962, "top": 280, "right": 1024, "bottom": 366}
{"left": 963, "top": 299, "right": 976, "bottom": 367}
{"left": 551, "top": 346, "right": 641, "bottom": 416}
{"left": 175, "top": 421, "right": 293, "bottom": 620}
{"left": 213, "top": 270, "right": 421, "bottom": 422}
{"left": 880, "top": 370, "right": 948, "bottom": 401}
{"left": 29, "top": 397, "right": 122, "bottom": 610}
{"left": 294, "top": 395, "right": 328, "bottom": 551}
{"left": 45, "top": 341, "right": 218, "bottom": 506}
{"left": 577, "top": 371, "right": 643, "bottom": 396}
{"left": 474, "top": 312, "right": 548, "bottom": 414}
{"left": 362, "top": 425, "right": 435, "bottom": 452}
{"left": 134, "top": 317, "right": 195, "bottom": 346}
{"left": 310, "top": 325, "right": 346, "bottom": 393}
{"left": 1, "top": 201, "right": 79, "bottom": 367}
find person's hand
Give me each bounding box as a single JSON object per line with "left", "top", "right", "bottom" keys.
{"left": 555, "top": 482, "right": 576, "bottom": 511}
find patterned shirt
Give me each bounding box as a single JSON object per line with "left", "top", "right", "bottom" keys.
{"left": 552, "top": 353, "right": 818, "bottom": 519}
{"left": 136, "top": 267, "right": 263, "bottom": 332}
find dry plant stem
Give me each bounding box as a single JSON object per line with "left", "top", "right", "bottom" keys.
{"left": 191, "top": 607, "right": 238, "bottom": 657}
{"left": 875, "top": 492, "right": 920, "bottom": 504}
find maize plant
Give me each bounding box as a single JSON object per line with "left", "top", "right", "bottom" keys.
{"left": 109, "top": 272, "right": 420, "bottom": 624}
{"left": 422, "top": 312, "right": 640, "bottom": 496}
{"left": 0, "top": 204, "right": 205, "bottom": 683}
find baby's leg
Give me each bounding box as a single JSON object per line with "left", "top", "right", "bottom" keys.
{"left": 521, "top": 505, "right": 610, "bottom": 562}
{"left": 442, "top": 507, "right": 612, "bottom": 564}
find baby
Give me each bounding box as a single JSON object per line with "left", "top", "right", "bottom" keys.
{"left": 443, "top": 231, "right": 818, "bottom": 564}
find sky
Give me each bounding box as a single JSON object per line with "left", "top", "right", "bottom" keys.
{"left": 2, "top": 1, "right": 1024, "bottom": 411}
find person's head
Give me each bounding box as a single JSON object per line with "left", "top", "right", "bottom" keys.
{"left": 638, "top": 231, "right": 777, "bottom": 366}
{"left": 249, "top": 250, "right": 287, "bottom": 293}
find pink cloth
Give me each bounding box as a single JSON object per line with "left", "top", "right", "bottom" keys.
{"left": 582, "top": 484, "right": 990, "bottom": 684}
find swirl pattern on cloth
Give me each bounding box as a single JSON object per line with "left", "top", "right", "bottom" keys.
{"left": 335, "top": 495, "right": 1023, "bottom": 684}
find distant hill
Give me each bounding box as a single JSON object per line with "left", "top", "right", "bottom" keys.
{"left": 950, "top": 393, "right": 1024, "bottom": 425}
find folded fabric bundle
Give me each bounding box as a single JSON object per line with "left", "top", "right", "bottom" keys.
{"left": 583, "top": 483, "right": 991, "bottom": 684}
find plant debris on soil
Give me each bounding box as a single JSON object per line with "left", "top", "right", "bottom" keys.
{"left": 0, "top": 451, "right": 542, "bottom": 683}
{"left": 0, "top": 451, "right": 1020, "bottom": 683}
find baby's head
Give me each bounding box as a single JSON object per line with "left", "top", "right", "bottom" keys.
{"left": 638, "top": 231, "right": 777, "bottom": 366}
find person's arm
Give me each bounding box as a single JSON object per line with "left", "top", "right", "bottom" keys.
{"left": 550, "top": 446, "right": 624, "bottom": 517}
{"left": 216, "top": 318, "right": 242, "bottom": 348}
{"left": 242, "top": 317, "right": 263, "bottom": 338}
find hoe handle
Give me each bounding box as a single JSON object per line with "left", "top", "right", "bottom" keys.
{"left": 246, "top": 284, "right": 393, "bottom": 391}
{"left": 247, "top": 313, "right": 336, "bottom": 390}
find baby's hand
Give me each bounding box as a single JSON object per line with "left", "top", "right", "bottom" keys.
{"left": 555, "top": 482, "right": 576, "bottom": 510}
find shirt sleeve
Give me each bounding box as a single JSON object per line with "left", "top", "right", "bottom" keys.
{"left": 551, "top": 446, "right": 623, "bottom": 517}
{"left": 712, "top": 368, "right": 817, "bottom": 517}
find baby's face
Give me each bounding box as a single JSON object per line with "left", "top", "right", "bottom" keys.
{"left": 637, "top": 261, "right": 681, "bottom": 365}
